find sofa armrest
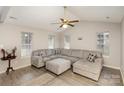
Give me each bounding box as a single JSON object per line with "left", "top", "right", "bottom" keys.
{"left": 31, "top": 55, "right": 45, "bottom": 68}
{"left": 31, "top": 56, "right": 43, "bottom": 62}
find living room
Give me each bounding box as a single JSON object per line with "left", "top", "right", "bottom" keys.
{"left": 0, "top": 5, "right": 124, "bottom": 88}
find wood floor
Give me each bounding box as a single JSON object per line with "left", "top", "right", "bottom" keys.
{"left": 0, "top": 66, "right": 123, "bottom": 86}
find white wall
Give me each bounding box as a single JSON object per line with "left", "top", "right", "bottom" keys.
{"left": 60, "top": 21, "right": 121, "bottom": 69}
{"left": 0, "top": 23, "right": 58, "bottom": 73}
{"left": 0, "top": 21, "right": 121, "bottom": 74}
{"left": 121, "top": 18, "right": 124, "bottom": 84}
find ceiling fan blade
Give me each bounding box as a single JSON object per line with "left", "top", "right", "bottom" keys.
{"left": 68, "top": 24, "right": 74, "bottom": 27}
{"left": 68, "top": 20, "right": 79, "bottom": 23}
{"left": 60, "top": 24, "right": 63, "bottom": 28}
{"left": 60, "top": 18, "right": 64, "bottom": 22}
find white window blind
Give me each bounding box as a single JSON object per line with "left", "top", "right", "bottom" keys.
{"left": 97, "top": 32, "right": 109, "bottom": 56}
{"left": 21, "top": 32, "right": 32, "bottom": 57}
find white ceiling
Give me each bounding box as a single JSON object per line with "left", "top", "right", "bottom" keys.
{"left": 2, "top": 6, "right": 124, "bottom": 31}
{"left": 4, "top": 6, "right": 78, "bottom": 31}
{"left": 68, "top": 6, "right": 124, "bottom": 23}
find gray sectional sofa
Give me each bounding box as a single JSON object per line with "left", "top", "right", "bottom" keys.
{"left": 31, "top": 48, "right": 103, "bottom": 81}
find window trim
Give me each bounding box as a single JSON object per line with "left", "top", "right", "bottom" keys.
{"left": 21, "top": 32, "right": 32, "bottom": 57}
{"left": 97, "top": 31, "right": 110, "bottom": 56}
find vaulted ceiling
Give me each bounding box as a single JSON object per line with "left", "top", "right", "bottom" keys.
{"left": 4, "top": 6, "right": 78, "bottom": 31}
{"left": 0, "top": 6, "right": 124, "bottom": 31}
{"left": 68, "top": 6, "right": 124, "bottom": 23}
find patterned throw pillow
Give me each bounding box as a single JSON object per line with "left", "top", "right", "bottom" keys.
{"left": 55, "top": 49, "right": 61, "bottom": 54}
{"left": 87, "top": 53, "right": 97, "bottom": 62}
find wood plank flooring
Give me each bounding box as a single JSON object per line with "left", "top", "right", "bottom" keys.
{"left": 0, "top": 66, "right": 123, "bottom": 86}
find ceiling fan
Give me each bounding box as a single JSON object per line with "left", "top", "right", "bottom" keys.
{"left": 51, "top": 6, "right": 79, "bottom": 28}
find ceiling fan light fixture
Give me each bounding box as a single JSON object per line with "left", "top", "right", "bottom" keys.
{"left": 62, "top": 24, "right": 68, "bottom": 28}
{"left": 51, "top": 6, "right": 79, "bottom": 29}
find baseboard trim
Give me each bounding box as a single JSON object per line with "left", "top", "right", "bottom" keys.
{"left": 120, "top": 68, "right": 124, "bottom": 85}
{"left": 0, "top": 64, "right": 31, "bottom": 74}
{"left": 103, "top": 64, "right": 120, "bottom": 70}
{"left": 14, "top": 64, "right": 31, "bottom": 70}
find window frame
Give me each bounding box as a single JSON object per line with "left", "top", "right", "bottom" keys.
{"left": 97, "top": 31, "right": 110, "bottom": 56}
{"left": 21, "top": 32, "right": 32, "bottom": 57}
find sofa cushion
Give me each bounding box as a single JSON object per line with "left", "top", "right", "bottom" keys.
{"left": 52, "top": 49, "right": 56, "bottom": 55}
{"left": 40, "top": 50, "right": 47, "bottom": 57}
{"left": 43, "top": 57, "right": 51, "bottom": 62}
{"left": 49, "top": 55, "right": 58, "bottom": 59}
{"left": 71, "top": 49, "right": 83, "bottom": 58}
{"left": 45, "top": 49, "right": 54, "bottom": 56}
{"left": 55, "top": 48, "right": 61, "bottom": 54}
{"left": 65, "top": 56, "right": 79, "bottom": 63}
{"left": 55, "top": 54, "right": 64, "bottom": 58}
{"left": 32, "top": 49, "right": 42, "bottom": 56}
{"left": 61, "top": 49, "right": 72, "bottom": 56}
{"left": 73, "top": 59, "right": 102, "bottom": 74}
{"left": 58, "top": 55, "right": 79, "bottom": 63}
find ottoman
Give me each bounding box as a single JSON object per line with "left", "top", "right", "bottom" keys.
{"left": 46, "top": 58, "right": 71, "bottom": 75}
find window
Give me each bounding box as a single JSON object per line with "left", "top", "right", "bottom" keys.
{"left": 64, "top": 35, "right": 70, "bottom": 49}
{"left": 21, "top": 32, "right": 32, "bottom": 57}
{"left": 48, "top": 35, "right": 55, "bottom": 49}
{"left": 97, "top": 32, "right": 109, "bottom": 56}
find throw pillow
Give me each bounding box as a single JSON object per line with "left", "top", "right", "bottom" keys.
{"left": 55, "top": 49, "right": 58, "bottom": 54}
{"left": 55, "top": 49, "right": 61, "bottom": 54}
{"left": 87, "top": 53, "right": 97, "bottom": 62}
